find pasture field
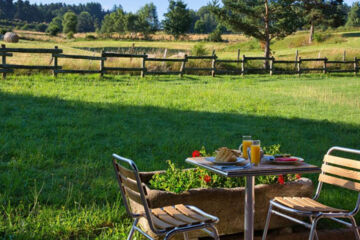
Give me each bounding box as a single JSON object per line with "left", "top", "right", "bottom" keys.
{"left": 0, "top": 73, "right": 360, "bottom": 239}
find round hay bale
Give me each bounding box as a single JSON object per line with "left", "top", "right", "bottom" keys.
{"left": 4, "top": 32, "right": 19, "bottom": 43}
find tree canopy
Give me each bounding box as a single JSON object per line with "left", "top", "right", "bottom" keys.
{"left": 163, "top": 0, "right": 192, "bottom": 39}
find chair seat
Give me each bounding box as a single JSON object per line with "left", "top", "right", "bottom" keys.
{"left": 273, "top": 197, "right": 347, "bottom": 213}
{"left": 149, "top": 204, "right": 217, "bottom": 230}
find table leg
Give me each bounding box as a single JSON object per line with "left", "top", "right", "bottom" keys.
{"left": 245, "top": 175, "right": 255, "bottom": 240}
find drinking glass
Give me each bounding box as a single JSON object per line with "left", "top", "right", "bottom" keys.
{"left": 250, "top": 140, "right": 261, "bottom": 166}
{"left": 240, "top": 136, "right": 252, "bottom": 159}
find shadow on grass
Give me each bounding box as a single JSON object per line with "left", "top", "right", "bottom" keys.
{"left": 0, "top": 90, "right": 359, "bottom": 205}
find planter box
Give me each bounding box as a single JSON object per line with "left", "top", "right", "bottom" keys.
{"left": 130, "top": 170, "right": 314, "bottom": 239}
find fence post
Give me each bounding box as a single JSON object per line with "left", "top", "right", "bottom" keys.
{"left": 354, "top": 57, "right": 358, "bottom": 76}
{"left": 141, "top": 53, "right": 147, "bottom": 78}
{"left": 1, "top": 44, "right": 6, "bottom": 79}
{"left": 237, "top": 49, "right": 240, "bottom": 66}
{"left": 323, "top": 57, "right": 327, "bottom": 74}
{"left": 295, "top": 49, "right": 298, "bottom": 68}
{"left": 242, "top": 55, "right": 246, "bottom": 76}
{"left": 343, "top": 50, "right": 346, "bottom": 62}
{"left": 53, "top": 46, "right": 58, "bottom": 77}
{"left": 211, "top": 50, "right": 216, "bottom": 77}
{"left": 100, "top": 50, "right": 105, "bottom": 77}
{"left": 180, "top": 54, "right": 187, "bottom": 77}
{"left": 269, "top": 57, "right": 274, "bottom": 76}
{"left": 297, "top": 57, "right": 301, "bottom": 77}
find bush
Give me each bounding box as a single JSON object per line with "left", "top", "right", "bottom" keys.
{"left": 314, "top": 33, "right": 331, "bottom": 43}
{"left": 208, "top": 28, "right": 223, "bottom": 42}
{"left": 66, "top": 31, "right": 74, "bottom": 39}
{"left": 35, "top": 23, "right": 48, "bottom": 32}
{"left": 85, "top": 34, "right": 96, "bottom": 40}
{"left": 191, "top": 43, "right": 209, "bottom": 56}
{"left": 0, "top": 26, "right": 13, "bottom": 35}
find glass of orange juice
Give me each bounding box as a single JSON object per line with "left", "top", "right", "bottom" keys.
{"left": 241, "top": 136, "right": 252, "bottom": 159}
{"left": 250, "top": 140, "right": 261, "bottom": 166}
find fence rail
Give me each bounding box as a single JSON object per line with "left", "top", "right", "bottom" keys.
{"left": 0, "top": 44, "right": 359, "bottom": 79}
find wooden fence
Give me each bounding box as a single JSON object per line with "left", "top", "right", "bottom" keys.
{"left": 0, "top": 44, "right": 358, "bottom": 79}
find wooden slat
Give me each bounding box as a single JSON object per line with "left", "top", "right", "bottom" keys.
{"left": 327, "top": 70, "right": 355, "bottom": 73}
{"left": 103, "top": 67, "right": 145, "bottom": 72}
{"left": 54, "top": 54, "right": 106, "bottom": 60}
{"left": 185, "top": 68, "right": 213, "bottom": 71}
{"left": 327, "top": 61, "right": 355, "bottom": 64}
{"left": 123, "top": 186, "right": 143, "bottom": 204}
{"left": 114, "top": 162, "right": 136, "bottom": 180}
{"left": 324, "top": 155, "right": 360, "bottom": 170}
{"left": 119, "top": 174, "right": 141, "bottom": 193}
{"left": 0, "top": 48, "right": 62, "bottom": 53}
{"left": 273, "top": 60, "right": 298, "bottom": 64}
{"left": 55, "top": 70, "right": 100, "bottom": 74}
{"left": 300, "top": 58, "right": 327, "bottom": 62}
{"left": 145, "top": 58, "right": 185, "bottom": 62}
{"left": 274, "top": 197, "right": 345, "bottom": 212}
{"left": 1, "top": 64, "right": 60, "bottom": 70}
{"left": 322, "top": 164, "right": 360, "bottom": 181}
{"left": 0, "top": 68, "right": 13, "bottom": 73}
{"left": 150, "top": 214, "right": 173, "bottom": 230}
{"left": 175, "top": 205, "right": 211, "bottom": 223}
{"left": 319, "top": 174, "right": 360, "bottom": 192}
{"left": 216, "top": 59, "right": 243, "bottom": 63}
{"left": 103, "top": 53, "right": 147, "bottom": 58}
{"left": 146, "top": 71, "right": 182, "bottom": 75}
{"left": 187, "top": 56, "right": 216, "bottom": 60}
{"left": 245, "top": 57, "right": 274, "bottom": 60}
{"left": 0, "top": 52, "right": 13, "bottom": 57}
{"left": 152, "top": 208, "right": 187, "bottom": 227}
{"left": 163, "top": 206, "right": 200, "bottom": 224}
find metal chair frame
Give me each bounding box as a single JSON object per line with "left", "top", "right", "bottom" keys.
{"left": 262, "top": 146, "right": 360, "bottom": 240}
{"left": 112, "top": 154, "right": 220, "bottom": 240}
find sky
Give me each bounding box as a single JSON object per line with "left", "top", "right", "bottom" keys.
{"left": 28, "top": 0, "right": 358, "bottom": 20}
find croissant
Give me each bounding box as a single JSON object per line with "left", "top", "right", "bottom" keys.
{"left": 215, "top": 147, "right": 239, "bottom": 162}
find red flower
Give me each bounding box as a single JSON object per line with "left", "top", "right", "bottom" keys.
{"left": 295, "top": 174, "right": 301, "bottom": 179}
{"left": 203, "top": 175, "right": 211, "bottom": 183}
{"left": 278, "top": 175, "right": 285, "bottom": 185}
{"left": 192, "top": 150, "right": 201, "bottom": 158}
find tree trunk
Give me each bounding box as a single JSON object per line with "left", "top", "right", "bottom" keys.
{"left": 309, "top": 21, "right": 314, "bottom": 44}
{"left": 264, "top": 0, "right": 270, "bottom": 69}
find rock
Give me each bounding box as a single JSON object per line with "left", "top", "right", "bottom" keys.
{"left": 4, "top": 32, "right": 19, "bottom": 43}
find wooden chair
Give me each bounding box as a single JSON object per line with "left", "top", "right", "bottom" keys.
{"left": 262, "top": 146, "right": 360, "bottom": 240}
{"left": 112, "top": 154, "right": 220, "bottom": 240}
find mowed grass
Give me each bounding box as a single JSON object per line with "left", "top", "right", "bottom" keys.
{"left": 0, "top": 74, "right": 360, "bottom": 239}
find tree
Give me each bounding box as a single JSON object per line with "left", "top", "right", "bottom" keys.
{"left": 62, "top": 11, "right": 77, "bottom": 34}
{"left": 346, "top": 2, "right": 360, "bottom": 27}
{"left": 77, "top": 11, "right": 94, "bottom": 32}
{"left": 136, "top": 3, "right": 159, "bottom": 37}
{"left": 163, "top": 0, "right": 192, "bottom": 39}
{"left": 212, "top": 0, "right": 301, "bottom": 68}
{"left": 194, "top": 19, "right": 207, "bottom": 33}
{"left": 46, "top": 16, "right": 62, "bottom": 36}
{"left": 300, "top": 0, "right": 345, "bottom": 44}
{"left": 100, "top": 9, "right": 126, "bottom": 35}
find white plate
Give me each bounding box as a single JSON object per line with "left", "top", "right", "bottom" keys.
{"left": 205, "top": 157, "right": 246, "bottom": 165}
{"left": 271, "top": 156, "right": 304, "bottom": 164}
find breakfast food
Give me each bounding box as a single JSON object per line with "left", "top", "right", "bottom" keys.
{"left": 215, "top": 147, "right": 240, "bottom": 162}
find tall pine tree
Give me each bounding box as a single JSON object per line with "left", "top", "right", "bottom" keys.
{"left": 212, "top": 0, "right": 301, "bottom": 68}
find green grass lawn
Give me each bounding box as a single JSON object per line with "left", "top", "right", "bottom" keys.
{"left": 1, "top": 74, "right": 360, "bottom": 239}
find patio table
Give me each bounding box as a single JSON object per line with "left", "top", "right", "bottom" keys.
{"left": 185, "top": 157, "right": 321, "bottom": 240}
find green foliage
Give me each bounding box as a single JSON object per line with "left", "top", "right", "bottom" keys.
{"left": 136, "top": 3, "right": 159, "bottom": 37}
{"left": 66, "top": 31, "right": 74, "bottom": 39}
{"left": 194, "top": 20, "right": 206, "bottom": 34}
{"left": 346, "top": 2, "right": 360, "bottom": 27}
{"left": 192, "top": 5, "right": 218, "bottom": 34}
{"left": 191, "top": 43, "right": 209, "bottom": 56}
{"left": 63, "top": 11, "right": 78, "bottom": 34}
{"left": 207, "top": 27, "right": 223, "bottom": 42}
{"left": 46, "top": 16, "right": 63, "bottom": 36}
{"left": 163, "top": 0, "right": 192, "bottom": 39}
{"left": 85, "top": 34, "right": 97, "bottom": 40}
{"left": 314, "top": 33, "right": 331, "bottom": 43}
{"left": 77, "top": 11, "right": 94, "bottom": 33}
{"left": 100, "top": 9, "right": 126, "bottom": 35}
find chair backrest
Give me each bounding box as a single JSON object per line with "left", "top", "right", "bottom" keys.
{"left": 317, "top": 146, "right": 360, "bottom": 213}
{"left": 112, "top": 154, "right": 165, "bottom": 234}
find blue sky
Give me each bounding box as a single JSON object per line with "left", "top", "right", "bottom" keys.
{"left": 28, "top": 0, "right": 358, "bottom": 20}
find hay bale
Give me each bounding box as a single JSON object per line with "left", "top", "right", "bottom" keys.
{"left": 4, "top": 32, "right": 19, "bottom": 43}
